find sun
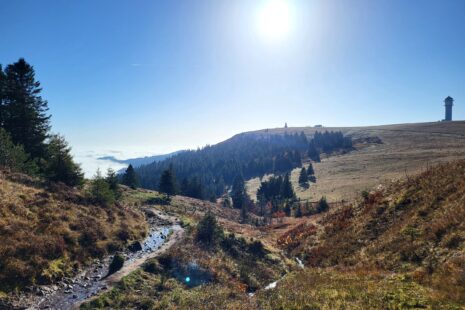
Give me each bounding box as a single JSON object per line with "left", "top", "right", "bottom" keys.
{"left": 257, "top": 0, "right": 292, "bottom": 41}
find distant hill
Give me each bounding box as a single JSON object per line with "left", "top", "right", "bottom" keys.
{"left": 245, "top": 121, "right": 465, "bottom": 202}
{"left": 98, "top": 150, "right": 184, "bottom": 168}
{"left": 135, "top": 131, "right": 352, "bottom": 199}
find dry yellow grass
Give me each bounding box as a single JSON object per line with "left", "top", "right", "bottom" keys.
{"left": 246, "top": 121, "right": 465, "bottom": 202}
{"left": 0, "top": 171, "right": 147, "bottom": 291}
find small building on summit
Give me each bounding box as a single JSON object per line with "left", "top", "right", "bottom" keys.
{"left": 444, "top": 96, "right": 454, "bottom": 121}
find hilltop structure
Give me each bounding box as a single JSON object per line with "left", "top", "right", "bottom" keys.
{"left": 444, "top": 96, "right": 454, "bottom": 121}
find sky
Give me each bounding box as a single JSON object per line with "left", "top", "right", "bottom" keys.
{"left": 1, "top": 0, "right": 465, "bottom": 176}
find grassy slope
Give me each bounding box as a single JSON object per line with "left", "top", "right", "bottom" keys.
{"left": 81, "top": 191, "right": 291, "bottom": 310}
{"left": 0, "top": 171, "right": 148, "bottom": 292}
{"left": 83, "top": 160, "right": 465, "bottom": 309}
{"left": 246, "top": 121, "right": 465, "bottom": 202}
{"left": 276, "top": 160, "right": 465, "bottom": 307}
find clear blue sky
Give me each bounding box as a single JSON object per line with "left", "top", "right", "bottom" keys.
{"left": 1, "top": 0, "right": 465, "bottom": 174}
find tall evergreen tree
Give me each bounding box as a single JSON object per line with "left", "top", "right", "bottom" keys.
{"left": 0, "top": 128, "right": 37, "bottom": 174}
{"left": 298, "top": 167, "right": 309, "bottom": 187}
{"left": 2, "top": 59, "right": 50, "bottom": 159}
{"left": 158, "top": 168, "right": 176, "bottom": 196}
{"left": 307, "top": 162, "right": 315, "bottom": 175}
{"left": 231, "top": 175, "right": 247, "bottom": 210}
{"left": 106, "top": 168, "right": 121, "bottom": 199}
{"left": 122, "top": 164, "right": 138, "bottom": 189}
{"left": 43, "top": 134, "right": 83, "bottom": 186}
{"left": 280, "top": 173, "right": 295, "bottom": 200}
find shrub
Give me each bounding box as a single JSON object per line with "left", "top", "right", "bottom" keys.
{"left": 195, "top": 211, "right": 224, "bottom": 247}
{"left": 108, "top": 254, "right": 125, "bottom": 276}
{"left": 88, "top": 170, "right": 116, "bottom": 206}
{"left": 317, "top": 197, "right": 329, "bottom": 213}
{"left": 143, "top": 259, "right": 162, "bottom": 274}
{"left": 249, "top": 240, "right": 266, "bottom": 257}
{"left": 146, "top": 194, "right": 171, "bottom": 205}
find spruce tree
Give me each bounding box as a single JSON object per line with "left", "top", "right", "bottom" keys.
{"left": 231, "top": 175, "right": 247, "bottom": 210}
{"left": 307, "top": 163, "right": 315, "bottom": 175}
{"left": 43, "top": 134, "right": 83, "bottom": 186}
{"left": 159, "top": 169, "right": 176, "bottom": 196}
{"left": 2, "top": 59, "right": 50, "bottom": 159}
{"left": 280, "top": 173, "right": 295, "bottom": 200}
{"left": 122, "top": 164, "right": 138, "bottom": 189}
{"left": 0, "top": 128, "right": 37, "bottom": 174}
{"left": 298, "top": 167, "right": 309, "bottom": 187}
{"left": 106, "top": 168, "right": 121, "bottom": 199}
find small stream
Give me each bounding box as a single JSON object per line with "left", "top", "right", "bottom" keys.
{"left": 30, "top": 226, "right": 173, "bottom": 310}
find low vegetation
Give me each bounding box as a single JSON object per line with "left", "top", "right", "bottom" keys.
{"left": 283, "top": 160, "right": 465, "bottom": 305}
{"left": 82, "top": 212, "right": 287, "bottom": 309}
{"left": 0, "top": 171, "right": 147, "bottom": 292}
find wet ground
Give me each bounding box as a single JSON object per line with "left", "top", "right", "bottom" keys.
{"left": 27, "top": 226, "right": 173, "bottom": 310}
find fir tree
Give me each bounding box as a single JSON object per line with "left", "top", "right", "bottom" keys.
{"left": 317, "top": 196, "right": 329, "bottom": 213}
{"left": 0, "top": 128, "right": 37, "bottom": 174}
{"left": 298, "top": 167, "right": 309, "bottom": 187}
{"left": 2, "top": 59, "right": 50, "bottom": 159}
{"left": 88, "top": 169, "right": 116, "bottom": 206}
{"left": 106, "top": 168, "right": 121, "bottom": 199}
{"left": 280, "top": 173, "right": 295, "bottom": 200}
{"left": 122, "top": 164, "right": 138, "bottom": 189}
{"left": 43, "top": 134, "right": 83, "bottom": 186}
{"left": 231, "top": 175, "right": 247, "bottom": 210}
{"left": 307, "top": 140, "right": 320, "bottom": 162}
{"left": 195, "top": 210, "right": 223, "bottom": 247}
{"left": 159, "top": 168, "right": 176, "bottom": 196}
{"left": 307, "top": 162, "right": 315, "bottom": 175}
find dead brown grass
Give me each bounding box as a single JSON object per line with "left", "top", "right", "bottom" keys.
{"left": 246, "top": 121, "right": 465, "bottom": 202}
{"left": 283, "top": 160, "right": 465, "bottom": 303}
{"left": 0, "top": 171, "right": 147, "bottom": 291}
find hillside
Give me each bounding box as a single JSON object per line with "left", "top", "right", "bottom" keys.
{"left": 79, "top": 160, "right": 465, "bottom": 309}
{"left": 246, "top": 121, "right": 465, "bottom": 202}
{"left": 0, "top": 171, "right": 147, "bottom": 293}
{"left": 98, "top": 151, "right": 184, "bottom": 169}
{"left": 273, "top": 160, "right": 465, "bottom": 306}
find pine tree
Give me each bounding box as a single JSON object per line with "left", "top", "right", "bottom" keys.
{"left": 106, "top": 168, "right": 121, "bottom": 199}
{"left": 2, "top": 59, "right": 50, "bottom": 159}
{"left": 43, "top": 134, "right": 83, "bottom": 186}
{"left": 307, "top": 141, "right": 320, "bottom": 162}
{"left": 0, "top": 128, "right": 37, "bottom": 174}
{"left": 88, "top": 169, "right": 116, "bottom": 206}
{"left": 159, "top": 169, "right": 176, "bottom": 196}
{"left": 122, "top": 164, "right": 138, "bottom": 189}
{"left": 195, "top": 210, "right": 223, "bottom": 247}
{"left": 280, "top": 173, "right": 295, "bottom": 200}
{"left": 317, "top": 197, "right": 329, "bottom": 213}
{"left": 231, "top": 175, "right": 247, "bottom": 210}
{"left": 307, "top": 163, "right": 315, "bottom": 175}
{"left": 298, "top": 167, "right": 309, "bottom": 187}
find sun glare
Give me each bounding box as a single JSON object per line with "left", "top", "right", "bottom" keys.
{"left": 257, "top": 0, "right": 292, "bottom": 41}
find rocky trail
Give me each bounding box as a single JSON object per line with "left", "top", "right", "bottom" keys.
{"left": 6, "top": 209, "right": 183, "bottom": 310}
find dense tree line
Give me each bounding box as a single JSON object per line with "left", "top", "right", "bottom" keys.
{"left": 0, "top": 59, "right": 83, "bottom": 186}
{"left": 136, "top": 131, "right": 352, "bottom": 200}
{"left": 257, "top": 174, "right": 296, "bottom": 215}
